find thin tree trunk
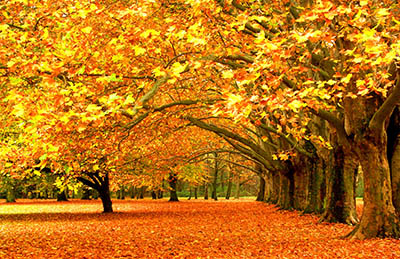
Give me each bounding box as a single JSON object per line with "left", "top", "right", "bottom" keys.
{"left": 212, "top": 152, "right": 218, "bottom": 201}
{"left": 204, "top": 183, "right": 209, "bottom": 200}
{"left": 188, "top": 187, "right": 192, "bottom": 200}
{"left": 235, "top": 179, "right": 240, "bottom": 199}
{"left": 225, "top": 171, "right": 232, "bottom": 200}
{"left": 6, "top": 185, "right": 16, "bottom": 203}
{"left": 194, "top": 187, "right": 198, "bottom": 199}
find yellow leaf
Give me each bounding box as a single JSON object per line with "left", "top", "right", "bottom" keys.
{"left": 360, "top": 0, "right": 368, "bottom": 6}
{"left": 171, "top": 62, "right": 187, "bottom": 75}
{"left": 90, "top": 3, "right": 97, "bottom": 11}
{"left": 358, "top": 88, "right": 369, "bottom": 96}
{"left": 134, "top": 46, "right": 146, "bottom": 56}
{"left": 12, "top": 103, "right": 25, "bottom": 117}
{"left": 221, "top": 70, "right": 234, "bottom": 79}
{"left": 81, "top": 26, "right": 92, "bottom": 34}
{"left": 254, "top": 30, "right": 265, "bottom": 44}
{"left": 86, "top": 104, "right": 101, "bottom": 113}
{"left": 43, "top": 28, "right": 49, "bottom": 39}
{"left": 341, "top": 74, "right": 352, "bottom": 84}
{"left": 376, "top": 8, "right": 390, "bottom": 17}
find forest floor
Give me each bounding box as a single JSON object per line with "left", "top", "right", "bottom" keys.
{"left": 0, "top": 199, "right": 399, "bottom": 258}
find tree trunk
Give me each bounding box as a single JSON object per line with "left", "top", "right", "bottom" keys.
{"left": 99, "top": 190, "right": 113, "bottom": 213}
{"left": 139, "top": 186, "right": 145, "bottom": 199}
{"left": 348, "top": 136, "right": 400, "bottom": 239}
{"left": 151, "top": 191, "right": 157, "bottom": 199}
{"left": 157, "top": 189, "right": 163, "bottom": 199}
{"left": 321, "top": 142, "right": 358, "bottom": 225}
{"left": 256, "top": 175, "right": 266, "bottom": 202}
{"left": 169, "top": 173, "right": 179, "bottom": 202}
{"left": 204, "top": 183, "right": 209, "bottom": 200}
{"left": 77, "top": 172, "right": 113, "bottom": 213}
{"left": 277, "top": 167, "right": 294, "bottom": 210}
{"left": 225, "top": 171, "right": 232, "bottom": 200}
{"left": 188, "top": 187, "right": 192, "bottom": 200}
{"left": 391, "top": 140, "right": 400, "bottom": 214}
{"left": 81, "top": 187, "right": 92, "bottom": 200}
{"left": 303, "top": 156, "right": 325, "bottom": 214}
{"left": 235, "top": 179, "right": 240, "bottom": 199}
{"left": 56, "top": 187, "right": 68, "bottom": 202}
{"left": 388, "top": 107, "right": 400, "bottom": 214}
{"left": 99, "top": 173, "right": 113, "bottom": 213}
{"left": 211, "top": 152, "right": 218, "bottom": 201}
{"left": 264, "top": 170, "right": 273, "bottom": 203}
{"left": 194, "top": 187, "right": 198, "bottom": 199}
{"left": 118, "top": 185, "right": 125, "bottom": 200}
{"left": 220, "top": 170, "right": 225, "bottom": 190}
{"left": 6, "top": 186, "right": 16, "bottom": 203}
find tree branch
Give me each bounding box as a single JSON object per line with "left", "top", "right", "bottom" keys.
{"left": 370, "top": 74, "right": 400, "bottom": 134}
{"left": 258, "top": 123, "right": 313, "bottom": 158}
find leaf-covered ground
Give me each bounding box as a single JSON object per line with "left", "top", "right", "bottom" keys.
{"left": 0, "top": 199, "right": 399, "bottom": 258}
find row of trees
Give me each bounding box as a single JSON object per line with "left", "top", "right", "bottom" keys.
{"left": 0, "top": 0, "right": 399, "bottom": 239}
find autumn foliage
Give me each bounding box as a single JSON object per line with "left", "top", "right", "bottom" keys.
{"left": 2, "top": 0, "right": 400, "bottom": 244}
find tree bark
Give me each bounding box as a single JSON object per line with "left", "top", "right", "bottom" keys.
{"left": 56, "top": 187, "right": 68, "bottom": 202}
{"left": 6, "top": 186, "right": 16, "bottom": 203}
{"left": 235, "top": 178, "right": 240, "bottom": 199}
{"left": 256, "top": 174, "right": 266, "bottom": 202}
{"left": 321, "top": 138, "right": 358, "bottom": 225}
{"left": 204, "top": 183, "right": 209, "bottom": 200}
{"left": 388, "top": 107, "right": 400, "bottom": 214}
{"left": 77, "top": 171, "right": 113, "bottom": 213}
{"left": 188, "top": 187, "right": 192, "bottom": 200}
{"left": 348, "top": 136, "right": 399, "bottom": 239}
{"left": 212, "top": 152, "right": 218, "bottom": 201}
{"left": 225, "top": 171, "right": 233, "bottom": 200}
{"left": 169, "top": 173, "right": 179, "bottom": 202}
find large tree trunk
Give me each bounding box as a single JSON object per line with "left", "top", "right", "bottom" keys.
{"left": 77, "top": 171, "right": 113, "bottom": 213}
{"left": 256, "top": 175, "right": 266, "bottom": 202}
{"left": 348, "top": 136, "right": 400, "bottom": 239}
{"left": 277, "top": 166, "right": 294, "bottom": 210}
{"left": 264, "top": 170, "right": 273, "bottom": 203}
{"left": 98, "top": 173, "right": 113, "bottom": 213}
{"left": 271, "top": 171, "right": 280, "bottom": 204}
{"left": 388, "top": 107, "right": 400, "bottom": 214}
{"left": 303, "top": 155, "right": 325, "bottom": 214}
{"left": 321, "top": 140, "right": 358, "bottom": 225}
{"left": 391, "top": 140, "right": 400, "bottom": 214}
{"left": 168, "top": 173, "right": 179, "bottom": 202}
{"left": 56, "top": 187, "right": 68, "bottom": 202}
